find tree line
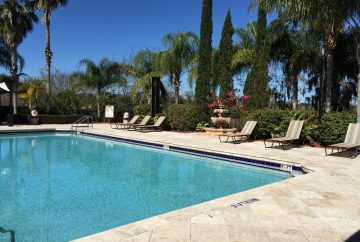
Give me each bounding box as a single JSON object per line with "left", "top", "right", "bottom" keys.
{"left": 0, "top": 0, "right": 359, "bottom": 123}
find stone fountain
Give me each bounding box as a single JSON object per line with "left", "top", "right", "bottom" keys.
{"left": 204, "top": 105, "right": 237, "bottom": 136}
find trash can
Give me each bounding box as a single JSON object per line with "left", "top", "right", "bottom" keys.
{"left": 29, "top": 110, "right": 39, "bottom": 125}
{"left": 123, "top": 112, "right": 129, "bottom": 124}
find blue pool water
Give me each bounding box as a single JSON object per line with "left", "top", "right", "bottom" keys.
{"left": 0, "top": 133, "right": 291, "bottom": 241}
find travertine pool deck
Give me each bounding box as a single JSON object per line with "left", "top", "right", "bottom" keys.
{"left": 1, "top": 124, "right": 360, "bottom": 242}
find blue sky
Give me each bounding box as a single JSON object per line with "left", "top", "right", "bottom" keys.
{"left": 9, "top": 0, "right": 259, "bottom": 93}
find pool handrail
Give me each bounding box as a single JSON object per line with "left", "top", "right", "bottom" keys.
{"left": 71, "top": 116, "right": 94, "bottom": 131}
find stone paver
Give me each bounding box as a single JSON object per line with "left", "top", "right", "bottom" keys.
{"left": 1, "top": 124, "right": 359, "bottom": 242}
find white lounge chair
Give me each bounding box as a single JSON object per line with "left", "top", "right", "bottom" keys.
{"left": 218, "top": 121, "right": 257, "bottom": 143}
{"left": 110, "top": 115, "right": 139, "bottom": 129}
{"left": 264, "top": 120, "right": 304, "bottom": 150}
{"left": 134, "top": 116, "right": 166, "bottom": 132}
{"left": 325, "top": 123, "right": 360, "bottom": 158}
{"left": 125, "top": 115, "right": 152, "bottom": 130}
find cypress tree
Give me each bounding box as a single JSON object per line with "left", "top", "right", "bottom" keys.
{"left": 195, "top": 0, "right": 213, "bottom": 119}
{"left": 218, "top": 10, "right": 234, "bottom": 100}
{"left": 243, "top": 0, "right": 270, "bottom": 109}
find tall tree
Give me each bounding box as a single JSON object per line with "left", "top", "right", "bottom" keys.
{"left": 218, "top": 10, "right": 234, "bottom": 99}
{"left": 35, "top": 0, "right": 68, "bottom": 113}
{"left": 244, "top": 0, "right": 270, "bottom": 108}
{"left": 130, "top": 49, "right": 167, "bottom": 104}
{"left": 0, "top": 0, "right": 38, "bottom": 124}
{"left": 262, "top": 0, "right": 360, "bottom": 112}
{"left": 0, "top": 36, "right": 25, "bottom": 72}
{"left": 195, "top": 0, "right": 213, "bottom": 119}
{"left": 19, "top": 78, "right": 45, "bottom": 110}
{"left": 232, "top": 22, "right": 257, "bottom": 76}
{"left": 159, "top": 32, "right": 198, "bottom": 104}
{"left": 77, "top": 58, "right": 130, "bottom": 119}
{"left": 270, "top": 20, "right": 320, "bottom": 110}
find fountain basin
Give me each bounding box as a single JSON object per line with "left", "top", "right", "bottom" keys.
{"left": 204, "top": 127, "right": 237, "bottom": 136}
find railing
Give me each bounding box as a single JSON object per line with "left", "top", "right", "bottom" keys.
{"left": 71, "top": 116, "right": 94, "bottom": 131}
{"left": 0, "top": 226, "right": 15, "bottom": 242}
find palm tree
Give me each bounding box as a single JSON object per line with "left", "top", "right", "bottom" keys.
{"left": 35, "top": 0, "right": 68, "bottom": 112}
{"left": 258, "top": 0, "right": 360, "bottom": 112}
{"left": 159, "top": 32, "right": 198, "bottom": 104}
{"left": 131, "top": 49, "right": 166, "bottom": 104}
{"left": 77, "top": 58, "right": 130, "bottom": 119}
{"left": 232, "top": 22, "right": 257, "bottom": 75}
{"left": 19, "top": 78, "right": 46, "bottom": 110}
{"left": 0, "top": 36, "right": 25, "bottom": 72}
{"left": 0, "top": 0, "right": 38, "bottom": 124}
{"left": 269, "top": 20, "right": 321, "bottom": 109}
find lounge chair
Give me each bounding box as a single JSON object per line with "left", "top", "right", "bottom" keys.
{"left": 218, "top": 121, "right": 257, "bottom": 143}
{"left": 134, "top": 116, "right": 166, "bottom": 132}
{"left": 125, "top": 115, "right": 152, "bottom": 129}
{"left": 264, "top": 120, "right": 304, "bottom": 150}
{"left": 110, "top": 115, "right": 139, "bottom": 129}
{"left": 325, "top": 123, "right": 360, "bottom": 158}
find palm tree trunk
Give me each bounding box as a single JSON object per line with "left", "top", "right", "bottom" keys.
{"left": 96, "top": 92, "right": 100, "bottom": 119}
{"left": 324, "top": 26, "right": 337, "bottom": 113}
{"left": 174, "top": 73, "right": 180, "bottom": 104}
{"left": 324, "top": 50, "right": 335, "bottom": 112}
{"left": 45, "top": 10, "right": 52, "bottom": 114}
{"left": 356, "top": 42, "right": 360, "bottom": 123}
{"left": 10, "top": 49, "right": 18, "bottom": 116}
{"left": 291, "top": 75, "right": 298, "bottom": 110}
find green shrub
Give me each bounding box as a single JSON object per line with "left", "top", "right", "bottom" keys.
{"left": 240, "top": 109, "right": 317, "bottom": 144}
{"left": 196, "top": 121, "right": 210, "bottom": 132}
{"left": 39, "top": 115, "right": 84, "bottom": 124}
{"left": 133, "top": 104, "right": 151, "bottom": 115}
{"left": 318, "top": 112, "right": 356, "bottom": 145}
{"left": 6, "top": 114, "right": 29, "bottom": 124}
{"left": 166, "top": 104, "right": 199, "bottom": 131}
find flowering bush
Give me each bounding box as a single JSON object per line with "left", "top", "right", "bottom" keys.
{"left": 208, "top": 92, "right": 238, "bottom": 110}
{"left": 208, "top": 100, "right": 220, "bottom": 110}
{"left": 240, "top": 95, "right": 251, "bottom": 111}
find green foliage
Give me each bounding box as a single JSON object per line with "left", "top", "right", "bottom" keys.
{"left": 131, "top": 49, "right": 164, "bottom": 104}
{"left": 39, "top": 115, "right": 84, "bottom": 124}
{"left": 196, "top": 121, "right": 210, "bottom": 132}
{"left": 54, "top": 88, "right": 81, "bottom": 115}
{"left": 159, "top": 32, "right": 198, "bottom": 104}
{"left": 318, "top": 112, "right": 356, "bottom": 145}
{"left": 195, "top": 0, "right": 213, "bottom": 120}
{"left": 99, "top": 95, "right": 133, "bottom": 120}
{"left": 18, "top": 78, "right": 46, "bottom": 110}
{"left": 243, "top": 1, "right": 270, "bottom": 109}
{"left": 166, "top": 104, "right": 199, "bottom": 131}
{"left": 240, "top": 109, "right": 355, "bottom": 145}
{"left": 133, "top": 104, "right": 151, "bottom": 115}
{"left": 6, "top": 114, "right": 28, "bottom": 124}
{"left": 218, "top": 10, "right": 235, "bottom": 99}
{"left": 6, "top": 114, "right": 83, "bottom": 124}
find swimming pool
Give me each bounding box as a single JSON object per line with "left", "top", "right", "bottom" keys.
{"left": 0, "top": 132, "right": 292, "bottom": 241}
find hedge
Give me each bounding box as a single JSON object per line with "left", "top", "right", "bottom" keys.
{"left": 39, "top": 115, "right": 84, "bottom": 124}
{"left": 166, "top": 104, "right": 199, "bottom": 131}
{"left": 318, "top": 112, "right": 356, "bottom": 145}
{"left": 240, "top": 109, "right": 356, "bottom": 146}
{"left": 7, "top": 114, "right": 84, "bottom": 124}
